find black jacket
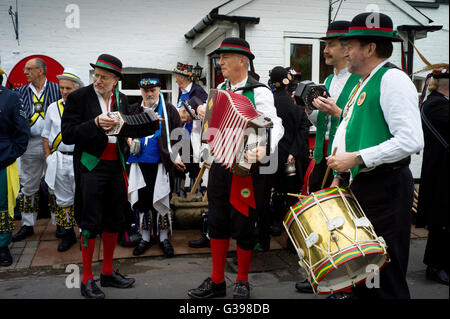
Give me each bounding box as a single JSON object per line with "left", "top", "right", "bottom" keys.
{"left": 61, "top": 84, "right": 158, "bottom": 221}
{"left": 0, "top": 86, "right": 30, "bottom": 169}
{"left": 271, "top": 88, "right": 311, "bottom": 190}
{"left": 126, "top": 98, "right": 183, "bottom": 173}
{"left": 176, "top": 83, "right": 208, "bottom": 111}
{"left": 416, "top": 91, "right": 449, "bottom": 229}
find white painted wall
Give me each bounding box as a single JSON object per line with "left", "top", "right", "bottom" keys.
{"left": 2, "top": 0, "right": 447, "bottom": 178}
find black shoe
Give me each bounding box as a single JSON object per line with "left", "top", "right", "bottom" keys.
{"left": 426, "top": 266, "right": 449, "bottom": 286}
{"left": 57, "top": 228, "right": 77, "bottom": 252}
{"left": 326, "top": 291, "right": 354, "bottom": 299}
{"left": 269, "top": 222, "right": 282, "bottom": 237}
{"left": 259, "top": 236, "right": 270, "bottom": 252}
{"left": 0, "top": 247, "right": 13, "bottom": 267}
{"left": 295, "top": 279, "right": 313, "bottom": 293}
{"left": 81, "top": 279, "right": 105, "bottom": 299}
{"left": 187, "top": 277, "right": 226, "bottom": 299}
{"left": 100, "top": 271, "right": 135, "bottom": 288}
{"left": 55, "top": 225, "right": 67, "bottom": 239}
{"left": 188, "top": 234, "right": 210, "bottom": 248}
{"left": 233, "top": 280, "right": 250, "bottom": 299}
{"left": 160, "top": 239, "right": 174, "bottom": 257}
{"left": 133, "top": 239, "right": 151, "bottom": 256}
{"left": 12, "top": 226, "right": 34, "bottom": 242}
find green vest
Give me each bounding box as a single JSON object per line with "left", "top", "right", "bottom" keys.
{"left": 345, "top": 66, "right": 393, "bottom": 178}
{"left": 314, "top": 73, "right": 360, "bottom": 164}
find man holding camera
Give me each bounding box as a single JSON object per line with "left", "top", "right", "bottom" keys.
{"left": 327, "top": 12, "right": 423, "bottom": 299}
{"left": 302, "top": 21, "right": 360, "bottom": 193}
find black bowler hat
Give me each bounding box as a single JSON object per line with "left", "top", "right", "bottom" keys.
{"left": 269, "top": 66, "right": 291, "bottom": 88}
{"left": 341, "top": 12, "right": 403, "bottom": 42}
{"left": 90, "top": 54, "right": 123, "bottom": 79}
{"left": 138, "top": 73, "right": 161, "bottom": 89}
{"left": 320, "top": 20, "right": 351, "bottom": 40}
{"left": 214, "top": 37, "right": 255, "bottom": 60}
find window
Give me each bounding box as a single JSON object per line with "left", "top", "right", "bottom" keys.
{"left": 90, "top": 69, "right": 174, "bottom": 105}
{"left": 285, "top": 38, "right": 333, "bottom": 84}
{"left": 119, "top": 71, "right": 173, "bottom": 105}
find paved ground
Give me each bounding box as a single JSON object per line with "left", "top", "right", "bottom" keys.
{"left": 0, "top": 219, "right": 447, "bottom": 302}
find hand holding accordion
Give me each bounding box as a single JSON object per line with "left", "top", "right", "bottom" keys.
{"left": 201, "top": 89, "right": 273, "bottom": 176}
{"left": 104, "top": 108, "right": 160, "bottom": 136}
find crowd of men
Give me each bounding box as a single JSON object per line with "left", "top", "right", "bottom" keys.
{"left": 0, "top": 10, "right": 448, "bottom": 300}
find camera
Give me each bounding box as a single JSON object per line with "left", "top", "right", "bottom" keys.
{"left": 294, "top": 80, "right": 330, "bottom": 110}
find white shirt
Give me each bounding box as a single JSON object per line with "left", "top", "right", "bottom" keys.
{"left": 307, "top": 68, "right": 352, "bottom": 139}
{"left": 96, "top": 91, "right": 116, "bottom": 143}
{"left": 29, "top": 79, "right": 47, "bottom": 100}
{"left": 29, "top": 79, "right": 48, "bottom": 137}
{"left": 218, "top": 77, "right": 284, "bottom": 154}
{"left": 181, "top": 82, "right": 193, "bottom": 95}
{"left": 332, "top": 60, "right": 424, "bottom": 170}
{"left": 41, "top": 99, "right": 74, "bottom": 153}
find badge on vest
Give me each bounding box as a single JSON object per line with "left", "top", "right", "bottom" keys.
{"left": 34, "top": 103, "right": 43, "bottom": 112}
{"left": 357, "top": 92, "right": 367, "bottom": 106}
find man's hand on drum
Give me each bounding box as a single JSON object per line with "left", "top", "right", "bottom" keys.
{"left": 197, "top": 103, "right": 206, "bottom": 121}
{"left": 326, "top": 151, "right": 358, "bottom": 172}
{"left": 95, "top": 113, "right": 119, "bottom": 131}
{"left": 311, "top": 96, "right": 341, "bottom": 119}
{"left": 330, "top": 176, "right": 341, "bottom": 188}
{"left": 244, "top": 145, "right": 267, "bottom": 163}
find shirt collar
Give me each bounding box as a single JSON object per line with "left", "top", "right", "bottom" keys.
{"left": 229, "top": 77, "right": 248, "bottom": 91}
{"left": 334, "top": 67, "right": 349, "bottom": 78}
{"left": 181, "top": 82, "right": 193, "bottom": 94}
{"left": 29, "top": 79, "right": 48, "bottom": 96}
{"left": 360, "top": 59, "right": 389, "bottom": 83}
{"left": 142, "top": 98, "right": 159, "bottom": 111}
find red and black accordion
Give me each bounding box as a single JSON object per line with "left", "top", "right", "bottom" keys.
{"left": 201, "top": 89, "right": 273, "bottom": 176}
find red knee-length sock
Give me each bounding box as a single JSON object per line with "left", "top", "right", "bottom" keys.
{"left": 210, "top": 238, "right": 230, "bottom": 284}
{"left": 81, "top": 236, "right": 96, "bottom": 284}
{"left": 236, "top": 245, "right": 253, "bottom": 283}
{"left": 101, "top": 231, "right": 118, "bottom": 276}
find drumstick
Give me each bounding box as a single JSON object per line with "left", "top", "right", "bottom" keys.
{"left": 321, "top": 147, "right": 338, "bottom": 189}
{"left": 287, "top": 193, "right": 308, "bottom": 199}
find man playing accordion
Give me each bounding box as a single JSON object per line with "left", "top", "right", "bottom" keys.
{"left": 188, "top": 37, "right": 284, "bottom": 299}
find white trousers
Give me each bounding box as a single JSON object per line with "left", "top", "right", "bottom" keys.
{"left": 19, "top": 136, "right": 46, "bottom": 196}
{"left": 45, "top": 151, "right": 75, "bottom": 207}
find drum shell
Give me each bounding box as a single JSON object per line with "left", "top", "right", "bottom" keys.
{"left": 284, "top": 187, "right": 388, "bottom": 294}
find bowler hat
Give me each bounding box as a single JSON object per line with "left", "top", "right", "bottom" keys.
{"left": 214, "top": 37, "right": 255, "bottom": 60}
{"left": 90, "top": 54, "right": 123, "bottom": 79}
{"left": 341, "top": 12, "right": 403, "bottom": 42}
{"left": 320, "top": 20, "right": 351, "bottom": 40}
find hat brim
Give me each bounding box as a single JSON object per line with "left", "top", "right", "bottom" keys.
{"left": 339, "top": 34, "right": 403, "bottom": 42}
{"left": 56, "top": 75, "right": 84, "bottom": 86}
{"left": 213, "top": 48, "right": 255, "bottom": 60}
{"left": 90, "top": 63, "right": 123, "bottom": 80}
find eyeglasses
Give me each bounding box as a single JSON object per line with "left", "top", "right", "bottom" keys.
{"left": 93, "top": 73, "right": 114, "bottom": 82}
{"left": 23, "top": 67, "right": 39, "bottom": 72}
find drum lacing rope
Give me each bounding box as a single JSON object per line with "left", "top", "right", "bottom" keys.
{"left": 346, "top": 188, "right": 387, "bottom": 255}
{"left": 311, "top": 192, "right": 339, "bottom": 270}
{"left": 288, "top": 206, "right": 320, "bottom": 286}
{"left": 336, "top": 187, "right": 366, "bottom": 257}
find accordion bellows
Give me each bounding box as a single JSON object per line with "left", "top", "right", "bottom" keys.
{"left": 202, "top": 89, "right": 272, "bottom": 176}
